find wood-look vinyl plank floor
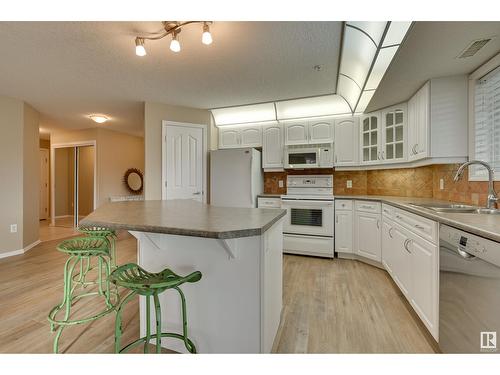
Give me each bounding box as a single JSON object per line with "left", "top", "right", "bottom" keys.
{"left": 0, "top": 235, "right": 436, "bottom": 353}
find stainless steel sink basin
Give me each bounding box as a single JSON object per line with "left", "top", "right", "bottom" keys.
{"left": 408, "top": 203, "right": 478, "bottom": 213}
{"left": 408, "top": 203, "right": 500, "bottom": 215}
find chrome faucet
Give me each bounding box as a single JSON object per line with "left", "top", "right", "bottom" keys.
{"left": 453, "top": 160, "right": 499, "bottom": 209}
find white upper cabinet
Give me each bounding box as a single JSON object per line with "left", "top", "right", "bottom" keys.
{"left": 361, "top": 104, "right": 407, "bottom": 165}
{"left": 284, "top": 121, "right": 309, "bottom": 145}
{"left": 308, "top": 119, "right": 334, "bottom": 143}
{"left": 334, "top": 116, "right": 359, "bottom": 166}
{"left": 218, "top": 127, "right": 241, "bottom": 149}
{"left": 218, "top": 125, "right": 262, "bottom": 149}
{"left": 240, "top": 126, "right": 262, "bottom": 147}
{"left": 360, "top": 113, "right": 381, "bottom": 164}
{"left": 408, "top": 82, "right": 430, "bottom": 161}
{"left": 407, "top": 76, "right": 467, "bottom": 162}
{"left": 262, "top": 123, "right": 283, "bottom": 169}
{"left": 381, "top": 103, "right": 407, "bottom": 163}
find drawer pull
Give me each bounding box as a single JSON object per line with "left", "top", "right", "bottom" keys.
{"left": 361, "top": 205, "right": 372, "bottom": 209}
{"left": 396, "top": 214, "right": 403, "bottom": 220}
{"left": 388, "top": 227, "right": 394, "bottom": 238}
{"left": 414, "top": 224, "right": 425, "bottom": 230}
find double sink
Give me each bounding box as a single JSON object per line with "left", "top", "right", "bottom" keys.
{"left": 408, "top": 202, "right": 500, "bottom": 215}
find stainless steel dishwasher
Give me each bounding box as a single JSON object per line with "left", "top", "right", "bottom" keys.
{"left": 439, "top": 224, "right": 500, "bottom": 353}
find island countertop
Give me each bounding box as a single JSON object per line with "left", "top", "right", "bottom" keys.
{"left": 80, "top": 200, "right": 287, "bottom": 239}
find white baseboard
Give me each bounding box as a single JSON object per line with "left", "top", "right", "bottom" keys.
{"left": 0, "top": 239, "right": 42, "bottom": 259}
{"left": 24, "top": 240, "right": 41, "bottom": 253}
{"left": 0, "top": 249, "right": 24, "bottom": 259}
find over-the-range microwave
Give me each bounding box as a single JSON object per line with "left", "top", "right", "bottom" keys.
{"left": 284, "top": 145, "right": 333, "bottom": 169}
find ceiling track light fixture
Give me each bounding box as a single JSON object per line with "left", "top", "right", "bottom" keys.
{"left": 134, "top": 21, "right": 213, "bottom": 56}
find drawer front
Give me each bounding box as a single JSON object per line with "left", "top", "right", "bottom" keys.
{"left": 355, "top": 200, "right": 381, "bottom": 214}
{"left": 393, "top": 207, "right": 438, "bottom": 244}
{"left": 335, "top": 199, "right": 353, "bottom": 211}
{"left": 382, "top": 203, "right": 394, "bottom": 220}
{"left": 257, "top": 197, "right": 281, "bottom": 208}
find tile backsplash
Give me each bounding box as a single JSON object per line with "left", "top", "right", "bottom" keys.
{"left": 263, "top": 164, "right": 499, "bottom": 207}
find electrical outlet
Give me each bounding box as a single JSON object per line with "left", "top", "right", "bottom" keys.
{"left": 347, "top": 180, "right": 353, "bottom": 189}
{"left": 440, "top": 178, "right": 444, "bottom": 190}
{"left": 278, "top": 180, "right": 284, "bottom": 188}
{"left": 10, "top": 224, "right": 17, "bottom": 233}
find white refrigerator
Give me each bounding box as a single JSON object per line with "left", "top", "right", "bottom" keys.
{"left": 210, "top": 148, "right": 263, "bottom": 208}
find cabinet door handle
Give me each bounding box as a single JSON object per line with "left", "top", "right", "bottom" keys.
{"left": 376, "top": 219, "right": 380, "bottom": 229}
{"left": 415, "top": 143, "right": 418, "bottom": 153}
{"left": 389, "top": 227, "right": 394, "bottom": 238}
{"left": 381, "top": 151, "right": 385, "bottom": 160}
{"left": 336, "top": 215, "right": 339, "bottom": 224}
{"left": 335, "top": 154, "right": 337, "bottom": 163}
{"left": 377, "top": 151, "right": 381, "bottom": 160}
{"left": 404, "top": 239, "right": 412, "bottom": 253}
{"left": 414, "top": 224, "right": 425, "bottom": 230}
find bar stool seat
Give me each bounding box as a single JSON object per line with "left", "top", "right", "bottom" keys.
{"left": 110, "top": 263, "right": 202, "bottom": 354}
{"left": 48, "top": 236, "right": 119, "bottom": 353}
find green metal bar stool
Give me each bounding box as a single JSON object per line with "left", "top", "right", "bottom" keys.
{"left": 110, "top": 263, "right": 202, "bottom": 354}
{"left": 48, "top": 236, "right": 119, "bottom": 353}
{"left": 78, "top": 226, "right": 117, "bottom": 269}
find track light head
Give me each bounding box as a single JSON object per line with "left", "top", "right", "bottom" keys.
{"left": 202, "top": 22, "right": 212, "bottom": 45}
{"left": 135, "top": 37, "right": 146, "bottom": 57}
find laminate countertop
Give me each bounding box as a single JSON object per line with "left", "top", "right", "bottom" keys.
{"left": 336, "top": 195, "right": 500, "bottom": 243}
{"left": 80, "top": 200, "right": 287, "bottom": 239}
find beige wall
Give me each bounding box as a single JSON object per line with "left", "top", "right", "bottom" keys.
{"left": 144, "top": 101, "right": 210, "bottom": 200}
{"left": 78, "top": 146, "right": 94, "bottom": 215}
{"left": 23, "top": 103, "right": 40, "bottom": 247}
{"left": 0, "top": 96, "right": 40, "bottom": 255}
{"left": 51, "top": 127, "right": 144, "bottom": 209}
{"left": 0, "top": 96, "right": 24, "bottom": 254}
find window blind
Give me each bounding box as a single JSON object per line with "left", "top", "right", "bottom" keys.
{"left": 473, "top": 65, "right": 500, "bottom": 178}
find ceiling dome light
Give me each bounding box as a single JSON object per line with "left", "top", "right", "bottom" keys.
{"left": 170, "top": 33, "right": 181, "bottom": 53}
{"left": 89, "top": 115, "right": 108, "bottom": 124}
{"left": 135, "top": 37, "right": 146, "bottom": 56}
{"left": 202, "top": 22, "right": 212, "bottom": 45}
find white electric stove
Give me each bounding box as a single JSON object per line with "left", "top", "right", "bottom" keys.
{"left": 281, "top": 175, "right": 335, "bottom": 258}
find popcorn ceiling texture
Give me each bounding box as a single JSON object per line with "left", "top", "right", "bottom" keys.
{"left": 263, "top": 164, "right": 500, "bottom": 208}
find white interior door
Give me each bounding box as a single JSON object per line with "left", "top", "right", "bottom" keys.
{"left": 40, "top": 149, "right": 49, "bottom": 220}
{"left": 164, "top": 124, "right": 204, "bottom": 201}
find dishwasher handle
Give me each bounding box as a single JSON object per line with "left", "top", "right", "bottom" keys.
{"left": 457, "top": 246, "right": 476, "bottom": 259}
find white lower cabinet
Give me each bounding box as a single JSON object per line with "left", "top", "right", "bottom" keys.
{"left": 354, "top": 209, "right": 381, "bottom": 262}
{"left": 382, "top": 205, "right": 438, "bottom": 340}
{"left": 335, "top": 203, "right": 353, "bottom": 254}
{"left": 407, "top": 230, "right": 438, "bottom": 338}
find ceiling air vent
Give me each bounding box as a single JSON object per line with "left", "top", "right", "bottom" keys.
{"left": 457, "top": 38, "right": 493, "bottom": 58}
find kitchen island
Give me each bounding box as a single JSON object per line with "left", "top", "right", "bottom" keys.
{"left": 80, "top": 200, "right": 286, "bottom": 353}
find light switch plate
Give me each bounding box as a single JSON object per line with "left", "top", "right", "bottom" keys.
{"left": 440, "top": 178, "right": 444, "bottom": 190}
{"left": 10, "top": 224, "right": 17, "bottom": 233}
{"left": 278, "top": 180, "right": 284, "bottom": 188}
{"left": 347, "top": 180, "right": 353, "bottom": 188}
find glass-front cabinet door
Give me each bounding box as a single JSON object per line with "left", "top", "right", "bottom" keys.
{"left": 361, "top": 113, "right": 380, "bottom": 163}
{"left": 382, "top": 104, "right": 406, "bottom": 163}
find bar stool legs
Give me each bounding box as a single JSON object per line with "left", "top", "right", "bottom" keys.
{"left": 113, "top": 288, "right": 197, "bottom": 354}
{"left": 48, "top": 236, "right": 119, "bottom": 353}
